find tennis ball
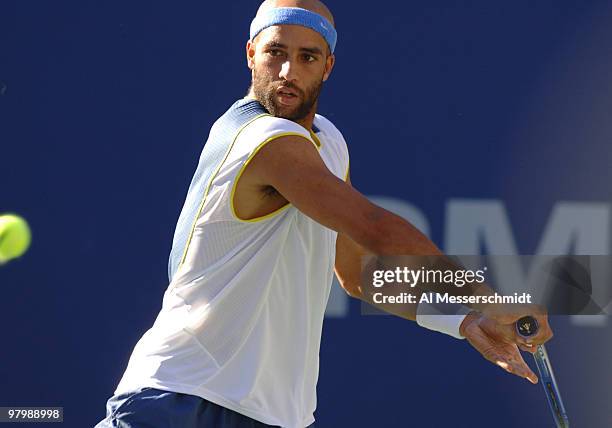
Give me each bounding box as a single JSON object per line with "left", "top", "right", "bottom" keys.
{"left": 0, "top": 214, "right": 31, "bottom": 263}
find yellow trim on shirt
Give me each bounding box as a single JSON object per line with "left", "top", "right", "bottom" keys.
{"left": 178, "top": 113, "right": 271, "bottom": 268}
{"left": 230, "top": 132, "right": 320, "bottom": 223}
{"left": 309, "top": 130, "right": 322, "bottom": 148}
{"left": 344, "top": 159, "right": 350, "bottom": 182}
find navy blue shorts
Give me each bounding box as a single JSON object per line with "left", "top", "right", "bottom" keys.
{"left": 94, "top": 387, "right": 287, "bottom": 428}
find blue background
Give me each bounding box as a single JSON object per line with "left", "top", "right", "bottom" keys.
{"left": 1, "top": 1, "right": 611, "bottom": 427}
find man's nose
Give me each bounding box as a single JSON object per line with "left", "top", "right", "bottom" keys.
{"left": 279, "top": 60, "right": 297, "bottom": 82}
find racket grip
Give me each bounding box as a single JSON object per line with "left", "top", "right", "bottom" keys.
{"left": 516, "top": 315, "right": 539, "bottom": 338}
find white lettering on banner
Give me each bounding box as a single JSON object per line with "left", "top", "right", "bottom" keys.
{"left": 325, "top": 197, "right": 611, "bottom": 327}
{"left": 444, "top": 200, "right": 610, "bottom": 326}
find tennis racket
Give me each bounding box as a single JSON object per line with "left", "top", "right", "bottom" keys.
{"left": 516, "top": 316, "right": 570, "bottom": 428}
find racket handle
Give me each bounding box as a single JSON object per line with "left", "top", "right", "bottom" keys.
{"left": 515, "top": 316, "right": 571, "bottom": 428}
{"left": 516, "top": 315, "right": 539, "bottom": 338}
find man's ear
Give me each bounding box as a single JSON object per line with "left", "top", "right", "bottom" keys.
{"left": 246, "top": 40, "right": 256, "bottom": 70}
{"left": 322, "top": 53, "right": 335, "bottom": 82}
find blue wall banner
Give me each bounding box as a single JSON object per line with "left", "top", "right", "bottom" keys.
{"left": 1, "top": 1, "right": 610, "bottom": 427}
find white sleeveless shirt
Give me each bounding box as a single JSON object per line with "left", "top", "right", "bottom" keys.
{"left": 115, "top": 99, "right": 350, "bottom": 428}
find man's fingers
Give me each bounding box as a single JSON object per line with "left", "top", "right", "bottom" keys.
{"left": 496, "top": 360, "right": 511, "bottom": 372}
{"left": 494, "top": 357, "right": 538, "bottom": 384}
{"left": 518, "top": 343, "right": 537, "bottom": 354}
{"left": 533, "top": 320, "right": 554, "bottom": 344}
{"left": 499, "top": 323, "right": 540, "bottom": 351}
{"left": 466, "top": 316, "right": 540, "bottom": 384}
{"left": 486, "top": 347, "right": 538, "bottom": 384}
{"left": 510, "top": 315, "right": 554, "bottom": 347}
{"left": 521, "top": 362, "right": 539, "bottom": 384}
{"left": 482, "top": 304, "right": 554, "bottom": 347}
{"left": 517, "top": 361, "right": 538, "bottom": 384}
{"left": 527, "top": 371, "right": 539, "bottom": 384}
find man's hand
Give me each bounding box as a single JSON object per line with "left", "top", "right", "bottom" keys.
{"left": 479, "top": 304, "right": 553, "bottom": 352}
{"left": 459, "top": 311, "right": 552, "bottom": 384}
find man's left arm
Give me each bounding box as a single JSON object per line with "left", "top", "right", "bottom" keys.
{"left": 335, "top": 232, "right": 423, "bottom": 320}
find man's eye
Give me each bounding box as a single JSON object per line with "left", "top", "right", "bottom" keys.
{"left": 268, "top": 49, "right": 283, "bottom": 56}
{"left": 302, "top": 54, "right": 316, "bottom": 62}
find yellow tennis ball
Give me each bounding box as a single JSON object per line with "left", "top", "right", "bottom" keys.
{"left": 0, "top": 214, "right": 32, "bottom": 263}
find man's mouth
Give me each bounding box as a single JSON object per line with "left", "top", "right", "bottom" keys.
{"left": 277, "top": 86, "right": 299, "bottom": 97}
{"left": 276, "top": 87, "right": 300, "bottom": 105}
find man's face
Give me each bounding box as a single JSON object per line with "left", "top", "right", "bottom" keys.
{"left": 247, "top": 25, "right": 334, "bottom": 121}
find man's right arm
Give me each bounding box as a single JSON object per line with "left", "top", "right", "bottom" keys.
{"left": 241, "top": 134, "right": 552, "bottom": 338}
{"left": 242, "top": 134, "right": 441, "bottom": 256}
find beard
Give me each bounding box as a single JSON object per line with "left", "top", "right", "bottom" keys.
{"left": 251, "top": 69, "right": 323, "bottom": 121}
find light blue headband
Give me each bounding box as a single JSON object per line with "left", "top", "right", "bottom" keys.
{"left": 249, "top": 7, "right": 337, "bottom": 53}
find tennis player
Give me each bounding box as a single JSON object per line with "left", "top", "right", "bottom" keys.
{"left": 95, "top": 1, "right": 553, "bottom": 427}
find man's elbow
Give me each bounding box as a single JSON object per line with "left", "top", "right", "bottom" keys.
{"left": 355, "top": 219, "right": 393, "bottom": 255}
{"left": 352, "top": 206, "right": 434, "bottom": 256}
{"left": 347, "top": 203, "right": 405, "bottom": 255}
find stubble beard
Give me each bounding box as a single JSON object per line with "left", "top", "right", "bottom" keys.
{"left": 251, "top": 69, "right": 323, "bottom": 121}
